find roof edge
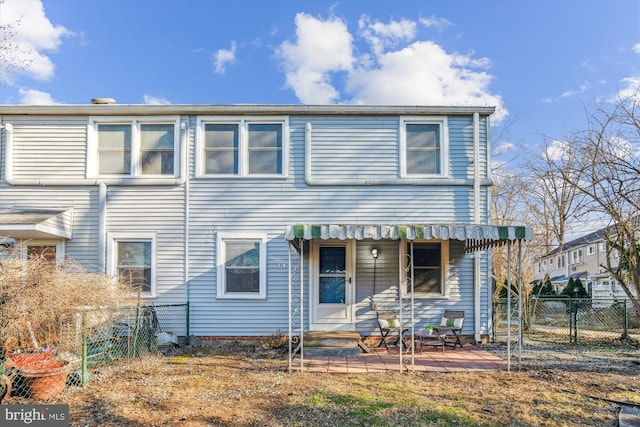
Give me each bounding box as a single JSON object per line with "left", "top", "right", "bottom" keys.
{"left": 0, "top": 104, "right": 496, "bottom": 117}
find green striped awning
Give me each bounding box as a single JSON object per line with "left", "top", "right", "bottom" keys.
{"left": 285, "top": 224, "right": 532, "bottom": 253}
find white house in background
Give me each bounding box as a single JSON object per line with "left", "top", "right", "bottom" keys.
{"left": 0, "top": 102, "right": 531, "bottom": 343}
{"left": 532, "top": 227, "right": 634, "bottom": 303}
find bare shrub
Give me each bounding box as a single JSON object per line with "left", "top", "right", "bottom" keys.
{"left": 0, "top": 250, "right": 131, "bottom": 356}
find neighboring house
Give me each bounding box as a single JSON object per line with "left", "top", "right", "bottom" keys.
{"left": 0, "top": 102, "right": 531, "bottom": 343}
{"left": 532, "top": 227, "right": 633, "bottom": 302}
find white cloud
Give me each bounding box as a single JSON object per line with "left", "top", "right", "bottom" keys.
{"left": 419, "top": 15, "right": 453, "bottom": 31}
{"left": 143, "top": 94, "right": 171, "bottom": 105}
{"left": 608, "top": 76, "right": 640, "bottom": 103}
{"left": 213, "top": 41, "right": 237, "bottom": 75}
{"left": 276, "top": 13, "right": 506, "bottom": 120}
{"left": 0, "top": 0, "right": 72, "bottom": 84}
{"left": 276, "top": 13, "right": 353, "bottom": 104}
{"left": 633, "top": 42, "right": 640, "bottom": 54}
{"left": 18, "top": 88, "right": 56, "bottom": 104}
{"left": 544, "top": 140, "right": 572, "bottom": 162}
{"left": 359, "top": 15, "right": 416, "bottom": 58}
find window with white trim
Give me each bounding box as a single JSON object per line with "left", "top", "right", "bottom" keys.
{"left": 587, "top": 245, "right": 595, "bottom": 256}
{"left": 198, "top": 117, "right": 288, "bottom": 177}
{"left": 403, "top": 240, "right": 449, "bottom": 297}
{"left": 400, "top": 117, "right": 448, "bottom": 176}
{"left": 216, "top": 233, "right": 267, "bottom": 299}
{"left": 107, "top": 233, "right": 156, "bottom": 297}
{"left": 20, "top": 240, "right": 65, "bottom": 265}
{"left": 89, "top": 117, "right": 180, "bottom": 177}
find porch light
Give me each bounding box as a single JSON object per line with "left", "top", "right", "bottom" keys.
{"left": 371, "top": 248, "right": 378, "bottom": 259}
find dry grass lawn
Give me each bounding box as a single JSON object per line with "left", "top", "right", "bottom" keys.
{"left": 39, "top": 342, "right": 640, "bottom": 426}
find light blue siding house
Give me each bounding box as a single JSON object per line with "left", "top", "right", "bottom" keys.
{"left": 0, "top": 102, "right": 531, "bottom": 344}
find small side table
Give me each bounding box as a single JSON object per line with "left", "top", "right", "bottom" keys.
{"left": 415, "top": 330, "right": 445, "bottom": 353}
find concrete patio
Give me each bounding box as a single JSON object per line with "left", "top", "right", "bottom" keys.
{"left": 292, "top": 343, "right": 507, "bottom": 373}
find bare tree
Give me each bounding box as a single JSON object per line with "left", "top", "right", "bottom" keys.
{"left": 557, "top": 89, "right": 640, "bottom": 314}
{"left": 0, "top": 0, "right": 34, "bottom": 85}
{"left": 525, "top": 138, "right": 585, "bottom": 249}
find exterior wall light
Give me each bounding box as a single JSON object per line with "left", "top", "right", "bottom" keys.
{"left": 371, "top": 248, "right": 378, "bottom": 259}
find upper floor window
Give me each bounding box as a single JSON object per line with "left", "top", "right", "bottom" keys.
{"left": 400, "top": 117, "right": 448, "bottom": 177}
{"left": 89, "top": 117, "right": 180, "bottom": 178}
{"left": 558, "top": 255, "right": 565, "bottom": 268}
{"left": 587, "top": 245, "right": 595, "bottom": 256}
{"left": 216, "top": 232, "right": 267, "bottom": 299}
{"left": 572, "top": 249, "right": 583, "bottom": 264}
{"left": 197, "top": 117, "right": 288, "bottom": 177}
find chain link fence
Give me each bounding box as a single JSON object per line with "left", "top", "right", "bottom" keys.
{"left": 1, "top": 303, "right": 187, "bottom": 403}
{"left": 493, "top": 297, "right": 637, "bottom": 345}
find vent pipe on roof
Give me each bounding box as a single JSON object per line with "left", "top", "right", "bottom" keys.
{"left": 91, "top": 98, "right": 116, "bottom": 105}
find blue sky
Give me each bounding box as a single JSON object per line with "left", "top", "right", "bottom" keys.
{"left": 1, "top": 0, "right": 639, "bottom": 161}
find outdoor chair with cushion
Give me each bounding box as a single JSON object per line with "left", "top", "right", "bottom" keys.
{"left": 434, "top": 310, "right": 465, "bottom": 349}
{"left": 376, "top": 310, "right": 409, "bottom": 350}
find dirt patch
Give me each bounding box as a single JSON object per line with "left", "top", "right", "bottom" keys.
{"left": 25, "top": 340, "right": 640, "bottom": 426}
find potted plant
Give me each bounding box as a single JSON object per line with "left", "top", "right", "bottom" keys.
{"left": 425, "top": 325, "right": 434, "bottom": 335}
{"left": 0, "top": 249, "right": 130, "bottom": 400}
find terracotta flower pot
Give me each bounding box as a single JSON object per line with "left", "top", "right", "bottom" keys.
{"left": 5, "top": 348, "right": 53, "bottom": 370}
{"left": 20, "top": 359, "right": 70, "bottom": 400}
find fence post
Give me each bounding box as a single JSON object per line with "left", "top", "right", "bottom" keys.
{"left": 82, "top": 330, "right": 89, "bottom": 386}
{"left": 623, "top": 300, "right": 629, "bottom": 340}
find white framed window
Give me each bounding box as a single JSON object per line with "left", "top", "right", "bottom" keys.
{"left": 402, "top": 240, "right": 449, "bottom": 298}
{"left": 19, "top": 240, "right": 65, "bottom": 265}
{"left": 558, "top": 255, "right": 565, "bottom": 268}
{"left": 587, "top": 245, "right": 595, "bottom": 256}
{"left": 88, "top": 117, "right": 180, "bottom": 178}
{"left": 572, "top": 249, "right": 583, "bottom": 264}
{"left": 400, "top": 116, "right": 448, "bottom": 177}
{"left": 216, "top": 232, "right": 267, "bottom": 299}
{"left": 107, "top": 232, "right": 157, "bottom": 297}
{"left": 599, "top": 242, "right": 606, "bottom": 252}
{"left": 197, "top": 116, "right": 288, "bottom": 177}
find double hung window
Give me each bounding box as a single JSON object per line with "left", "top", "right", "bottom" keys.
{"left": 401, "top": 117, "right": 448, "bottom": 176}
{"left": 107, "top": 233, "right": 156, "bottom": 297}
{"left": 198, "top": 117, "right": 287, "bottom": 177}
{"left": 216, "top": 233, "right": 267, "bottom": 299}
{"left": 404, "top": 241, "right": 449, "bottom": 297}
{"left": 90, "top": 117, "right": 179, "bottom": 177}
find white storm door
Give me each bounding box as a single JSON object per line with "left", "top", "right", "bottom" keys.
{"left": 310, "top": 241, "right": 355, "bottom": 331}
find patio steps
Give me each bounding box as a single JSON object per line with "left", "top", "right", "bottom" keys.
{"left": 302, "top": 331, "right": 364, "bottom": 356}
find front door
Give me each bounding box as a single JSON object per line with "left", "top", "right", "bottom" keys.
{"left": 310, "top": 241, "right": 355, "bottom": 331}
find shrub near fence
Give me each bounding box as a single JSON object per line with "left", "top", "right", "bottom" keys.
{"left": 493, "top": 298, "right": 635, "bottom": 345}
{"left": 1, "top": 304, "right": 187, "bottom": 402}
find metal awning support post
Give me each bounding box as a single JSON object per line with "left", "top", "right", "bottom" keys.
{"left": 409, "top": 241, "right": 415, "bottom": 372}
{"left": 299, "top": 238, "right": 304, "bottom": 372}
{"left": 506, "top": 241, "right": 512, "bottom": 372}
{"left": 518, "top": 239, "right": 523, "bottom": 367}
{"left": 288, "top": 243, "right": 292, "bottom": 373}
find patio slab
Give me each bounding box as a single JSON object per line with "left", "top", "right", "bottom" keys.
{"left": 291, "top": 344, "right": 506, "bottom": 373}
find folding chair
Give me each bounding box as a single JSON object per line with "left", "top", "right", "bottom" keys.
{"left": 376, "top": 311, "right": 409, "bottom": 350}
{"left": 434, "top": 310, "right": 465, "bottom": 349}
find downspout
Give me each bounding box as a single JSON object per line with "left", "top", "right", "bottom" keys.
{"left": 3, "top": 123, "right": 14, "bottom": 185}
{"left": 98, "top": 183, "right": 107, "bottom": 273}
{"left": 473, "top": 112, "right": 482, "bottom": 344}
{"left": 181, "top": 120, "right": 191, "bottom": 336}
